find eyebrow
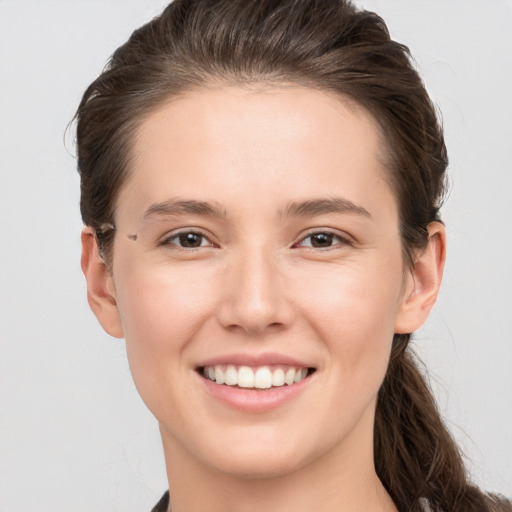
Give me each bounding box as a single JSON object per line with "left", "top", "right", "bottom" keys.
{"left": 141, "top": 198, "right": 227, "bottom": 221}
{"left": 140, "top": 196, "right": 371, "bottom": 222}
{"left": 282, "top": 197, "right": 371, "bottom": 219}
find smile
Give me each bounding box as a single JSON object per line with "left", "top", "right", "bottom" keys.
{"left": 200, "top": 364, "right": 313, "bottom": 390}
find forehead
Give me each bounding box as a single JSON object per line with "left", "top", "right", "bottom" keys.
{"left": 117, "top": 85, "right": 395, "bottom": 223}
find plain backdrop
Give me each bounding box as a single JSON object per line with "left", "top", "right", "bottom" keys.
{"left": 0, "top": 1, "right": 511, "bottom": 510}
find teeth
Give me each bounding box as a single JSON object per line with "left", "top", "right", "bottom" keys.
{"left": 238, "top": 366, "right": 255, "bottom": 388}
{"left": 224, "top": 365, "right": 238, "bottom": 386}
{"left": 294, "top": 368, "right": 308, "bottom": 383}
{"left": 202, "top": 364, "right": 310, "bottom": 389}
{"left": 214, "top": 366, "right": 225, "bottom": 385}
{"left": 272, "top": 368, "right": 285, "bottom": 387}
{"left": 254, "top": 367, "right": 272, "bottom": 389}
{"left": 285, "top": 368, "right": 295, "bottom": 386}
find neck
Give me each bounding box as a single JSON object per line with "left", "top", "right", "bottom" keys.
{"left": 160, "top": 411, "right": 397, "bottom": 512}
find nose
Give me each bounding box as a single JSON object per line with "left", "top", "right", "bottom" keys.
{"left": 217, "top": 248, "right": 295, "bottom": 336}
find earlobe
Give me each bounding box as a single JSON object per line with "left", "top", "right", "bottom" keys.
{"left": 394, "top": 222, "right": 446, "bottom": 334}
{"left": 81, "top": 227, "right": 124, "bottom": 339}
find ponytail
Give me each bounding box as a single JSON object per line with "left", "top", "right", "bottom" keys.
{"left": 375, "top": 334, "right": 512, "bottom": 511}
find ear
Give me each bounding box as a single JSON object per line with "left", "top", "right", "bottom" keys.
{"left": 394, "top": 222, "right": 446, "bottom": 334}
{"left": 81, "top": 227, "right": 124, "bottom": 338}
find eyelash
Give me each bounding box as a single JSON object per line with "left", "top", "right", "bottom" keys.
{"left": 159, "top": 230, "right": 217, "bottom": 249}
{"left": 294, "top": 230, "right": 352, "bottom": 250}
{"left": 159, "top": 229, "right": 352, "bottom": 250}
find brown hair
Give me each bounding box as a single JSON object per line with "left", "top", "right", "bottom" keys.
{"left": 74, "top": 1, "right": 512, "bottom": 510}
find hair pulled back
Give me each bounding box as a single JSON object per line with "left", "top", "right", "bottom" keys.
{"left": 75, "top": 1, "right": 511, "bottom": 510}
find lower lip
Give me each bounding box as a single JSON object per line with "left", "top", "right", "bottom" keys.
{"left": 198, "top": 372, "right": 314, "bottom": 413}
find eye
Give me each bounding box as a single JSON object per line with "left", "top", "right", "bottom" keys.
{"left": 295, "top": 231, "right": 350, "bottom": 249}
{"left": 160, "top": 231, "right": 215, "bottom": 249}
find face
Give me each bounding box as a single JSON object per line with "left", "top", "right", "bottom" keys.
{"left": 98, "top": 86, "right": 425, "bottom": 478}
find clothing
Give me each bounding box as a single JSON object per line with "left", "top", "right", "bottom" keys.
{"left": 151, "top": 491, "right": 170, "bottom": 512}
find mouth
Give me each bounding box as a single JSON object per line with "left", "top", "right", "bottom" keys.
{"left": 197, "top": 364, "right": 316, "bottom": 390}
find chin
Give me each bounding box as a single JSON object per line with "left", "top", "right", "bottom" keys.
{"left": 208, "top": 447, "right": 307, "bottom": 480}
{"left": 189, "top": 422, "right": 326, "bottom": 480}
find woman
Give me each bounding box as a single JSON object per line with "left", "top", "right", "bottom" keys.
{"left": 75, "top": 0, "right": 512, "bottom": 511}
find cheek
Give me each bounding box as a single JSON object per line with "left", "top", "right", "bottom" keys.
{"left": 295, "top": 257, "right": 403, "bottom": 382}
{"left": 115, "top": 259, "right": 217, "bottom": 339}
{"left": 112, "top": 260, "right": 220, "bottom": 399}
{"left": 114, "top": 267, "right": 228, "bottom": 435}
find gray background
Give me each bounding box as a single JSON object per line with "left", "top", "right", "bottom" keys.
{"left": 0, "top": 1, "right": 510, "bottom": 510}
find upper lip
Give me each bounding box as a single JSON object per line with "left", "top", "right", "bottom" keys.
{"left": 196, "top": 352, "right": 314, "bottom": 369}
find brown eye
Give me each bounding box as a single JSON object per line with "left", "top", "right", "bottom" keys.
{"left": 161, "top": 231, "right": 213, "bottom": 249}
{"left": 296, "top": 231, "right": 350, "bottom": 249}
{"left": 178, "top": 233, "right": 204, "bottom": 248}
{"left": 309, "top": 233, "right": 334, "bottom": 248}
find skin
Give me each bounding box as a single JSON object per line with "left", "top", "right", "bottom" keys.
{"left": 81, "top": 85, "right": 445, "bottom": 512}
